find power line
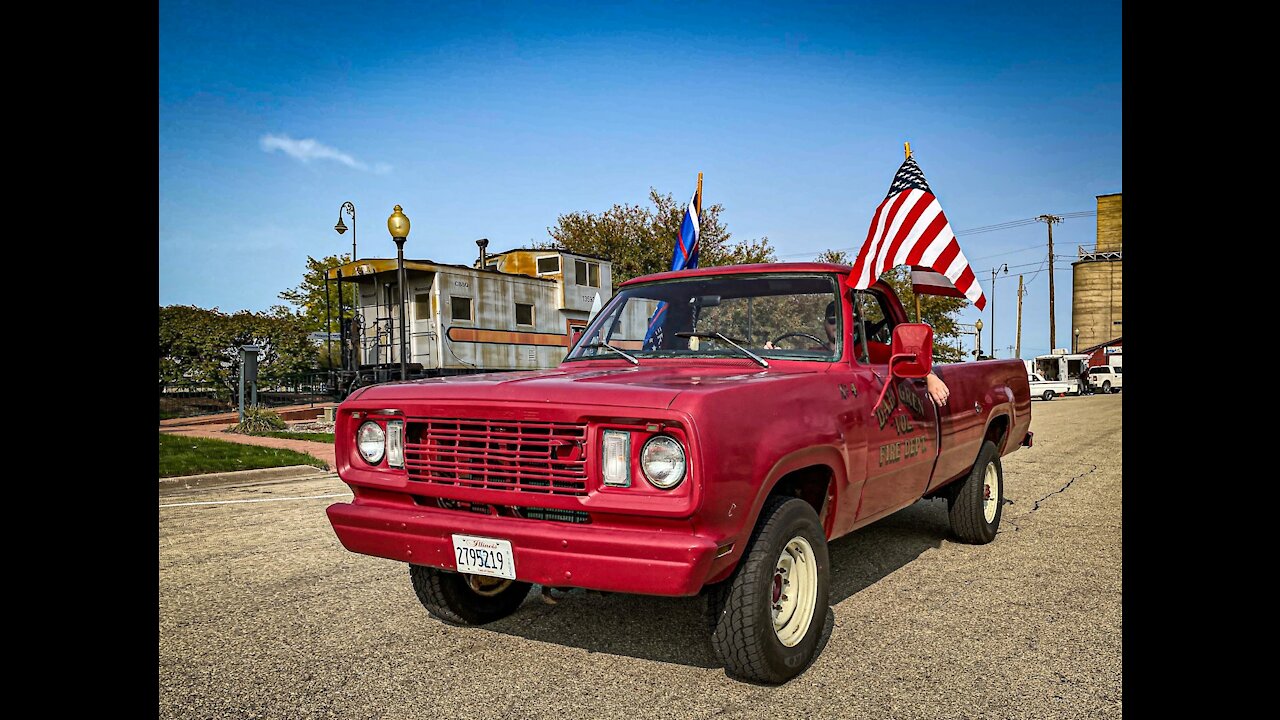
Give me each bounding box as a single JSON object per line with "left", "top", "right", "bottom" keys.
{"left": 1023, "top": 258, "right": 1049, "bottom": 286}
{"left": 968, "top": 243, "right": 1046, "bottom": 262}
{"left": 777, "top": 210, "right": 1097, "bottom": 261}
{"left": 954, "top": 219, "right": 1041, "bottom": 236}
{"left": 955, "top": 211, "right": 1094, "bottom": 236}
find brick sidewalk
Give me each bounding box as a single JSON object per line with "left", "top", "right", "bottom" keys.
{"left": 160, "top": 422, "right": 336, "bottom": 470}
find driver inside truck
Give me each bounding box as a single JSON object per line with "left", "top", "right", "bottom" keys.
{"left": 765, "top": 300, "right": 952, "bottom": 407}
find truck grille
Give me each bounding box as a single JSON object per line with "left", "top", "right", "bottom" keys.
{"left": 404, "top": 418, "right": 589, "bottom": 496}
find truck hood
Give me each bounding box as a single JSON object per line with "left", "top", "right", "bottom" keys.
{"left": 350, "top": 362, "right": 825, "bottom": 411}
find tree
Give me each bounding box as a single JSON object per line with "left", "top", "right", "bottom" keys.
{"left": 159, "top": 305, "right": 320, "bottom": 393}
{"left": 815, "top": 249, "right": 968, "bottom": 363}
{"left": 277, "top": 254, "right": 355, "bottom": 334}
{"left": 544, "top": 188, "right": 775, "bottom": 288}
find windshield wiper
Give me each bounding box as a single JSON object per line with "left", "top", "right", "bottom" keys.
{"left": 583, "top": 341, "right": 639, "bottom": 365}
{"left": 675, "top": 332, "right": 770, "bottom": 368}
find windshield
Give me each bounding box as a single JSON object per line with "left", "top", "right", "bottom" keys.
{"left": 567, "top": 273, "right": 842, "bottom": 362}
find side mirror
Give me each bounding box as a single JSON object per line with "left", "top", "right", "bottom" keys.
{"left": 875, "top": 323, "right": 934, "bottom": 408}
{"left": 889, "top": 323, "right": 934, "bottom": 378}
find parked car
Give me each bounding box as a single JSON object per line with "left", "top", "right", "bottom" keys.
{"left": 1087, "top": 365, "right": 1123, "bottom": 393}
{"left": 1028, "top": 372, "right": 1073, "bottom": 401}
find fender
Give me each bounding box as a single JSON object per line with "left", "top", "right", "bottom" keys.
{"left": 985, "top": 387, "right": 1017, "bottom": 453}
{"left": 744, "top": 444, "right": 852, "bottom": 541}
{"left": 985, "top": 407, "right": 1013, "bottom": 451}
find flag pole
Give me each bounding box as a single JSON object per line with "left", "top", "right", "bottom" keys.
{"left": 696, "top": 171, "right": 703, "bottom": 217}
{"left": 905, "top": 143, "right": 919, "bottom": 321}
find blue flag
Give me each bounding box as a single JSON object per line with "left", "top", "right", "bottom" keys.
{"left": 643, "top": 184, "right": 702, "bottom": 349}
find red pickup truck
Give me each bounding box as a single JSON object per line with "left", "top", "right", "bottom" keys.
{"left": 327, "top": 262, "right": 1032, "bottom": 683}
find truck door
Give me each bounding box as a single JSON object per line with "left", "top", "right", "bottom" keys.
{"left": 850, "top": 289, "right": 939, "bottom": 522}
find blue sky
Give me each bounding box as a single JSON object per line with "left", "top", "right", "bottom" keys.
{"left": 159, "top": 0, "right": 1121, "bottom": 359}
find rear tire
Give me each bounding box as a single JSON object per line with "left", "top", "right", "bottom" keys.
{"left": 1102, "top": 380, "right": 1112, "bottom": 394}
{"left": 409, "top": 564, "right": 532, "bottom": 625}
{"left": 948, "top": 440, "right": 1004, "bottom": 544}
{"left": 708, "top": 496, "right": 830, "bottom": 684}
{"left": 1042, "top": 390, "right": 1055, "bottom": 401}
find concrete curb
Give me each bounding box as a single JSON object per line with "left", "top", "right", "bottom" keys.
{"left": 159, "top": 464, "right": 333, "bottom": 491}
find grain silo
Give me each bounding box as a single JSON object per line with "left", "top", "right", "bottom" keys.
{"left": 1071, "top": 193, "right": 1122, "bottom": 352}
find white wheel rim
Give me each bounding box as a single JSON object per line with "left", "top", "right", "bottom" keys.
{"left": 771, "top": 536, "right": 818, "bottom": 647}
{"left": 982, "top": 463, "right": 1000, "bottom": 523}
{"left": 466, "top": 575, "right": 512, "bottom": 597}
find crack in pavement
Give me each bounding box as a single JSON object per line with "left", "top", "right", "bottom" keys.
{"left": 1002, "top": 463, "right": 1099, "bottom": 532}
{"left": 1031, "top": 464, "right": 1098, "bottom": 512}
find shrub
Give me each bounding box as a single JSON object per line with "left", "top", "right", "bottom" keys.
{"left": 230, "top": 405, "right": 288, "bottom": 434}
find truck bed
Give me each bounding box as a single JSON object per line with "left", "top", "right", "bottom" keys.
{"left": 927, "top": 359, "right": 1032, "bottom": 493}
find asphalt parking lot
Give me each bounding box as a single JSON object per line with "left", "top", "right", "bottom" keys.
{"left": 159, "top": 393, "right": 1121, "bottom": 719}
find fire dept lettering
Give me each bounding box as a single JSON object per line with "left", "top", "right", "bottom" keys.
{"left": 897, "top": 381, "right": 925, "bottom": 417}
{"left": 878, "top": 381, "right": 928, "bottom": 465}
{"left": 893, "top": 414, "right": 911, "bottom": 435}
{"left": 879, "top": 442, "right": 901, "bottom": 466}
{"left": 878, "top": 436, "right": 929, "bottom": 467}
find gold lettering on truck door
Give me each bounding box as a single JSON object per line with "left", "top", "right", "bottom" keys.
{"left": 874, "top": 385, "right": 899, "bottom": 430}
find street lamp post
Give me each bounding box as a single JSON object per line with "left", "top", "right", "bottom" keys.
{"left": 333, "top": 202, "right": 356, "bottom": 381}
{"left": 387, "top": 205, "right": 411, "bottom": 381}
{"left": 975, "top": 318, "right": 984, "bottom": 359}
{"left": 990, "top": 264, "right": 1007, "bottom": 357}
{"left": 1075, "top": 327, "right": 1080, "bottom": 354}
{"left": 334, "top": 201, "right": 356, "bottom": 260}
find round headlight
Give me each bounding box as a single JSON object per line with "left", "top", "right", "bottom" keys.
{"left": 641, "top": 435, "right": 686, "bottom": 489}
{"left": 358, "top": 421, "right": 386, "bottom": 464}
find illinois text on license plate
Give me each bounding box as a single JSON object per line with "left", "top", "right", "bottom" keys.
{"left": 451, "top": 534, "right": 516, "bottom": 580}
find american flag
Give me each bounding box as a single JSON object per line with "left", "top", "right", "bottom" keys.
{"left": 846, "top": 154, "right": 986, "bottom": 310}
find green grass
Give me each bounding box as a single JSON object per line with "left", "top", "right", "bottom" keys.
{"left": 159, "top": 433, "right": 328, "bottom": 478}
{"left": 248, "top": 431, "right": 336, "bottom": 444}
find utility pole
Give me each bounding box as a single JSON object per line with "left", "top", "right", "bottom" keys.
{"left": 990, "top": 264, "right": 1007, "bottom": 357}
{"left": 1015, "top": 274, "right": 1025, "bottom": 358}
{"left": 1037, "top": 215, "right": 1063, "bottom": 350}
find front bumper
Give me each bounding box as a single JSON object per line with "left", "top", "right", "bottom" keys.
{"left": 327, "top": 501, "right": 722, "bottom": 596}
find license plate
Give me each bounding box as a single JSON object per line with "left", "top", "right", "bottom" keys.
{"left": 451, "top": 534, "right": 516, "bottom": 580}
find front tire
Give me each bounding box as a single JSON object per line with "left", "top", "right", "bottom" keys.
{"left": 409, "top": 564, "right": 532, "bottom": 625}
{"left": 948, "top": 440, "right": 1004, "bottom": 544}
{"left": 1042, "top": 390, "right": 1055, "bottom": 401}
{"left": 708, "top": 496, "right": 830, "bottom": 684}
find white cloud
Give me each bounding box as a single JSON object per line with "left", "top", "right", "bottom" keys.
{"left": 259, "top": 134, "right": 391, "bottom": 173}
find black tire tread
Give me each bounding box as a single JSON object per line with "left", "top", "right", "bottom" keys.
{"left": 708, "top": 496, "right": 828, "bottom": 684}
{"left": 948, "top": 440, "right": 1002, "bottom": 544}
{"left": 409, "top": 564, "right": 531, "bottom": 626}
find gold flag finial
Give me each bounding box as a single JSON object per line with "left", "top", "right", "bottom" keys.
{"left": 904, "top": 142, "right": 912, "bottom": 159}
